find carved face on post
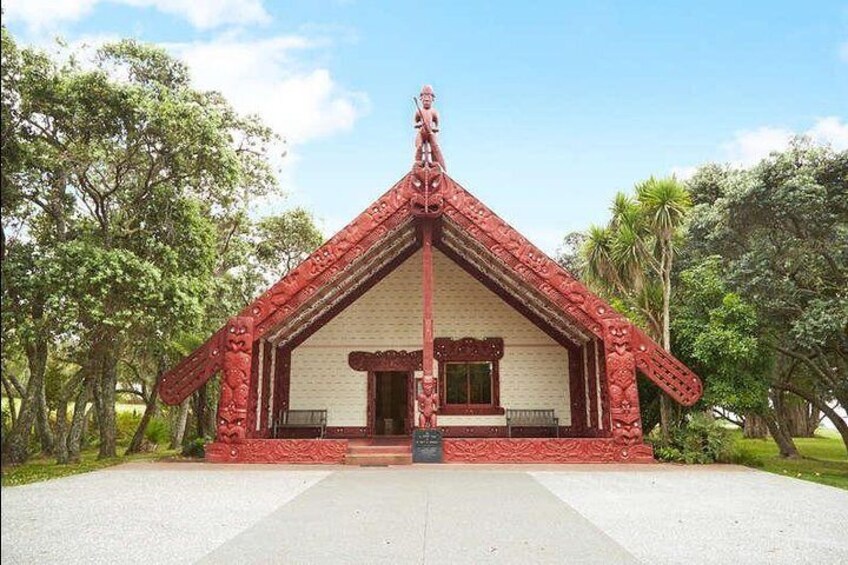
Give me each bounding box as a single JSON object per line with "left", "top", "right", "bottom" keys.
{"left": 420, "top": 85, "right": 435, "bottom": 109}
{"left": 422, "top": 375, "right": 435, "bottom": 396}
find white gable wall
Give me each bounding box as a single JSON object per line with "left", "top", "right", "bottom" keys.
{"left": 289, "top": 249, "right": 571, "bottom": 427}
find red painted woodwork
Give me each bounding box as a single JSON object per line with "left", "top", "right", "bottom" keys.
{"left": 160, "top": 162, "right": 703, "bottom": 465}
{"left": 348, "top": 350, "right": 423, "bottom": 372}
{"left": 439, "top": 425, "right": 585, "bottom": 438}
{"left": 273, "top": 345, "right": 291, "bottom": 422}
{"left": 603, "top": 318, "right": 643, "bottom": 445}
{"left": 442, "top": 438, "right": 654, "bottom": 463}
{"left": 568, "top": 345, "right": 587, "bottom": 435}
{"left": 246, "top": 342, "right": 260, "bottom": 437}
{"left": 597, "top": 340, "right": 612, "bottom": 434}
{"left": 434, "top": 337, "right": 504, "bottom": 415}
{"left": 216, "top": 317, "right": 254, "bottom": 444}
{"left": 433, "top": 337, "right": 504, "bottom": 362}
{"left": 206, "top": 439, "right": 348, "bottom": 464}
{"left": 586, "top": 340, "right": 599, "bottom": 430}
{"left": 418, "top": 219, "right": 438, "bottom": 428}
{"left": 259, "top": 341, "right": 272, "bottom": 437}
{"left": 348, "top": 350, "right": 422, "bottom": 437}
{"left": 162, "top": 170, "right": 701, "bottom": 411}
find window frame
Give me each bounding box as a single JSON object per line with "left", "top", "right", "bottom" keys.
{"left": 435, "top": 337, "right": 504, "bottom": 416}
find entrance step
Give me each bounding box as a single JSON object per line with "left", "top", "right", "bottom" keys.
{"left": 345, "top": 440, "right": 412, "bottom": 466}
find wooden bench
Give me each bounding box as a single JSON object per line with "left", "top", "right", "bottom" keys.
{"left": 506, "top": 409, "right": 559, "bottom": 438}
{"left": 272, "top": 409, "right": 327, "bottom": 439}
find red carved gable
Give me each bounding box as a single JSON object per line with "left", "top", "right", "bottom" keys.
{"left": 160, "top": 171, "right": 702, "bottom": 407}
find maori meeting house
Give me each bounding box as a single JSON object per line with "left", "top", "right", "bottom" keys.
{"left": 159, "top": 86, "right": 703, "bottom": 465}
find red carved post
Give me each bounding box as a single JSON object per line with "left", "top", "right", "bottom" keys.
{"left": 216, "top": 316, "right": 254, "bottom": 443}
{"left": 418, "top": 220, "right": 439, "bottom": 427}
{"left": 602, "top": 319, "right": 643, "bottom": 446}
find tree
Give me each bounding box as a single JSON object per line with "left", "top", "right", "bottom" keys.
{"left": 582, "top": 177, "right": 691, "bottom": 439}
{"left": 555, "top": 231, "right": 587, "bottom": 277}
{"left": 686, "top": 140, "right": 848, "bottom": 453}
{"left": 1, "top": 33, "right": 280, "bottom": 463}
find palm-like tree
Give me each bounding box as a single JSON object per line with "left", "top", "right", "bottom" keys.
{"left": 636, "top": 176, "right": 692, "bottom": 351}
{"left": 582, "top": 177, "right": 691, "bottom": 440}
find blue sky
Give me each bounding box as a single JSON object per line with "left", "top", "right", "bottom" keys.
{"left": 4, "top": 1, "right": 847, "bottom": 254}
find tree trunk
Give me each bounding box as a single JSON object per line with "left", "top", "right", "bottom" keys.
{"left": 97, "top": 347, "right": 118, "bottom": 459}
{"left": 125, "top": 358, "right": 164, "bottom": 455}
{"left": 743, "top": 413, "right": 768, "bottom": 439}
{"left": 67, "top": 372, "right": 95, "bottom": 463}
{"left": 764, "top": 410, "right": 800, "bottom": 458}
{"left": 1, "top": 335, "right": 48, "bottom": 464}
{"left": 35, "top": 374, "right": 55, "bottom": 454}
{"left": 1, "top": 373, "right": 17, "bottom": 429}
{"left": 774, "top": 382, "right": 848, "bottom": 455}
{"left": 170, "top": 398, "right": 190, "bottom": 449}
{"left": 658, "top": 241, "right": 673, "bottom": 443}
{"left": 782, "top": 395, "right": 817, "bottom": 437}
{"left": 54, "top": 401, "right": 69, "bottom": 464}
{"left": 194, "top": 384, "right": 208, "bottom": 438}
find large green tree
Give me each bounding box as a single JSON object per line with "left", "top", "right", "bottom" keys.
{"left": 685, "top": 141, "right": 848, "bottom": 453}
{"left": 1, "top": 32, "right": 281, "bottom": 463}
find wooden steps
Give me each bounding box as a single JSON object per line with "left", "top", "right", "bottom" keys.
{"left": 345, "top": 439, "right": 412, "bottom": 466}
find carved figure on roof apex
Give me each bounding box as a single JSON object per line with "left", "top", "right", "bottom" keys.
{"left": 414, "top": 85, "right": 446, "bottom": 171}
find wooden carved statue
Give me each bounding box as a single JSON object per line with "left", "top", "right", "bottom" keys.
{"left": 418, "top": 375, "right": 439, "bottom": 428}
{"left": 603, "top": 318, "right": 643, "bottom": 445}
{"left": 216, "top": 316, "right": 254, "bottom": 443}
{"left": 414, "top": 85, "right": 446, "bottom": 171}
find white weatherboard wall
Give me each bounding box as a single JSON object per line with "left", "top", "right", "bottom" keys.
{"left": 289, "top": 250, "right": 571, "bottom": 427}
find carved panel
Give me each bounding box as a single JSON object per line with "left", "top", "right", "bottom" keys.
{"left": 216, "top": 317, "right": 254, "bottom": 444}
{"left": 433, "top": 337, "right": 504, "bottom": 361}
{"left": 603, "top": 318, "right": 643, "bottom": 445}
{"left": 206, "top": 439, "right": 348, "bottom": 464}
{"left": 348, "top": 350, "right": 423, "bottom": 372}
{"left": 159, "top": 327, "right": 225, "bottom": 405}
{"left": 442, "top": 438, "right": 654, "bottom": 463}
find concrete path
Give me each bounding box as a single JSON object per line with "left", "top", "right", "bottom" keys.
{"left": 3, "top": 462, "right": 847, "bottom": 564}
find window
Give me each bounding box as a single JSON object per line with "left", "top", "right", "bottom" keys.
{"left": 434, "top": 337, "right": 504, "bottom": 415}
{"left": 445, "top": 362, "right": 493, "bottom": 405}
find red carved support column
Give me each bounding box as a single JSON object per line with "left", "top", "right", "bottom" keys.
{"left": 602, "top": 318, "right": 643, "bottom": 446}
{"left": 418, "top": 219, "right": 439, "bottom": 427}
{"left": 216, "top": 316, "right": 254, "bottom": 443}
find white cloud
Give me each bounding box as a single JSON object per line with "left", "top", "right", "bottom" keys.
{"left": 806, "top": 116, "right": 848, "bottom": 150}
{"left": 672, "top": 117, "right": 848, "bottom": 175}
{"left": 167, "top": 35, "right": 368, "bottom": 145}
{"left": 721, "top": 126, "right": 795, "bottom": 167}
{"left": 669, "top": 165, "right": 698, "bottom": 181}
{"left": 2, "top": 0, "right": 269, "bottom": 31}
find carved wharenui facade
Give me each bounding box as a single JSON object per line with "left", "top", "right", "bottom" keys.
{"left": 159, "top": 87, "right": 702, "bottom": 464}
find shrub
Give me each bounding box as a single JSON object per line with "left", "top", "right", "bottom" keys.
{"left": 730, "top": 445, "right": 765, "bottom": 468}
{"left": 652, "top": 412, "right": 734, "bottom": 464}
{"left": 116, "top": 410, "right": 143, "bottom": 444}
{"left": 181, "top": 437, "right": 207, "bottom": 458}
{"left": 144, "top": 417, "right": 170, "bottom": 446}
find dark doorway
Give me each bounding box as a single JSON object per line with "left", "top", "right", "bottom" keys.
{"left": 374, "top": 371, "right": 410, "bottom": 435}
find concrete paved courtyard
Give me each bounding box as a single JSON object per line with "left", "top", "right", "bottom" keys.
{"left": 2, "top": 462, "right": 847, "bottom": 564}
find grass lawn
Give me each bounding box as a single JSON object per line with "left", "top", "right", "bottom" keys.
{"left": 1, "top": 446, "right": 178, "bottom": 487}
{"left": 732, "top": 429, "right": 848, "bottom": 490}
